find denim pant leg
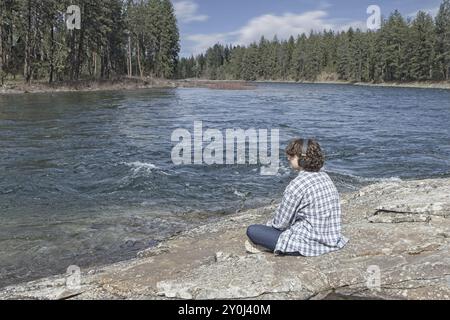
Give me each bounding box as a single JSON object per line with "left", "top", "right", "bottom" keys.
{"left": 246, "top": 224, "right": 283, "bottom": 252}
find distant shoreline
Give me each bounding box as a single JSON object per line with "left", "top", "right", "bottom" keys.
{"left": 252, "top": 79, "right": 450, "bottom": 90}
{"left": 1, "top": 78, "right": 449, "bottom": 95}
{"left": 178, "top": 78, "right": 450, "bottom": 91}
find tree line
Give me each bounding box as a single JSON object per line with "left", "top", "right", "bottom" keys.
{"left": 177, "top": 0, "right": 450, "bottom": 83}
{"left": 0, "top": 0, "right": 180, "bottom": 85}
{"left": 2, "top": 1, "right": 450, "bottom": 85}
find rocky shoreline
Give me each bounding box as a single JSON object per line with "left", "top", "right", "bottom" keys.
{"left": 0, "top": 177, "right": 449, "bottom": 300}
{"left": 256, "top": 80, "right": 450, "bottom": 90}
{"left": 1, "top": 78, "right": 450, "bottom": 95}
{"left": 0, "top": 77, "right": 179, "bottom": 95}
{"left": 0, "top": 78, "right": 255, "bottom": 95}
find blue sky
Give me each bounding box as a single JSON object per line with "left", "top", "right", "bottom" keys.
{"left": 173, "top": 0, "right": 444, "bottom": 57}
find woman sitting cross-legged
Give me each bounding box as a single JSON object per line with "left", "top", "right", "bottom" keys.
{"left": 246, "top": 138, "right": 349, "bottom": 257}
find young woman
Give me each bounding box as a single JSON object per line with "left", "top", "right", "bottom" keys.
{"left": 246, "top": 138, "right": 349, "bottom": 256}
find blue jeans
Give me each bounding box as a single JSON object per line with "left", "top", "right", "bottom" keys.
{"left": 246, "top": 224, "right": 282, "bottom": 251}
{"left": 246, "top": 224, "right": 301, "bottom": 256}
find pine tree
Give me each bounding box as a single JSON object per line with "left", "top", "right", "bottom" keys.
{"left": 257, "top": 36, "right": 269, "bottom": 79}
{"left": 226, "top": 46, "right": 244, "bottom": 79}
{"left": 409, "top": 11, "right": 436, "bottom": 80}
{"left": 366, "top": 30, "right": 381, "bottom": 82}
{"left": 337, "top": 30, "right": 352, "bottom": 80}
{"left": 155, "top": 0, "right": 179, "bottom": 78}
{"left": 241, "top": 43, "right": 259, "bottom": 81}
{"left": 290, "top": 34, "right": 307, "bottom": 81}
{"left": 350, "top": 29, "right": 371, "bottom": 82}
{"left": 321, "top": 30, "right": 338, "bottom": 76}
{"left": 278, "top": 37, "right": 294, "bottom": 80}
{"left": 380, "top": 10, "right": 409, "bottom": 81}
{"left": 435, "top": 0, "right": 450, "bottom": 80}
{"left": 0, "top": 0, "right": 5, "bottom": 84}
{"left": 0, "top": 0, "right": 19, "bottom": 80}
{"left": 303, "top": 32, "right": 322, "bottom": 80}
{"left": 205, "top": 44, "right": 224, "bottom": 79}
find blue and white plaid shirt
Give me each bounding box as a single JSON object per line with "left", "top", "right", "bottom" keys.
{"left": 266, "top": 170, "right": 349, "bottom": 256}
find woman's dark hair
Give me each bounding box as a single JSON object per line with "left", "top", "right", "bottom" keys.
{"left": 285, "top": 138, "right": 324, "bottom": 172}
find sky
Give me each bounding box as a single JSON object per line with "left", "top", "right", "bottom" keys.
{"left": 172, "top": 0, "right": 444, "bottom": 57}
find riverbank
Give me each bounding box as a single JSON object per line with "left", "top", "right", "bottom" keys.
{"left": 0, "top": 77, "right": 178, "bottom": 95}
{"left": 1, "top": 177, "right": 448, "bottom": 300}
{"left": 354, "top": 81, "right": 450, "bottom": 90}
{"left": 191, "top": 78, "right": 450, "bottom": 90}
{"left": 254, "top": 79, "right": 450, "bottom": 90}
{"left": 1, "top": 78, "right": 450, "bottom": 95}
{"left": 0, "top": 78, "right": 255, "bottom": 95}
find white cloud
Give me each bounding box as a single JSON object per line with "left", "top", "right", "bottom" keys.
{"left": 238, "top": 11, "right": 333, "bottom": 44}
{"left": 185, "top": 33, "right": 237, "bottom": 55}
{"left": 183, "top": 10, "right": 364, "bottom": 56}
{"left": 174, "top": 1, "right": 208, "bottom": 23}
{"left": 407, "top": 6, "right": 439, "bottom": 19}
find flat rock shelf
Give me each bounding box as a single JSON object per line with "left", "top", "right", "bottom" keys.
{"left": 1, "top": 177, "right": 449, "bottom": 300}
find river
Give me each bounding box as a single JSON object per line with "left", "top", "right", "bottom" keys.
{"left": 0, "top": 82, "right": 449, "bottom": 288}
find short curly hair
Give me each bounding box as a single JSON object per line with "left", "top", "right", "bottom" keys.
{"left": 285, "top": 138, "right": 324, "bottom": 172}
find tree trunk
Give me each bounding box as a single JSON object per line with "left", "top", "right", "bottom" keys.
{"left": 0, "top": 14, "right": 3, "bottom": 85}
{"left": 100, "top": 46, "right": 111, "bottom": 79}
{"left": 75, "top": 28, "right": 85, "bottom": 80}
{"left": 100, "top": 46, "right": 104, "bottom": 78}
{"left": 137, "top": 37, "right": 143, "bottom": 78}
{"left": 94, "top": 52, "right": 97, "bottom": 78}
{"left": 107, "top": 46, "right": 112, "bottom": 78}
{"left": 128, "top": 34, "right": 132, "bottom": 77}
{"left": 49, "top": 24, "right": 54, "bottom": 83}
{"left": 24, "top": 1, "right": 32, "bottom": 84}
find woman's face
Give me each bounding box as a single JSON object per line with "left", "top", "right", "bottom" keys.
{"left": 287, "top": 154, "right": 301, "bottom": 170}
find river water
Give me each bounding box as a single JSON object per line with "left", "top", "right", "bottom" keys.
{"left": 0, "top": 83, "right": 449, "bottom": 287}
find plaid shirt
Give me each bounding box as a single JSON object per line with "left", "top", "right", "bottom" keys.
{"left": 266, "top": 170, "right": 349, "bottom": 256}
